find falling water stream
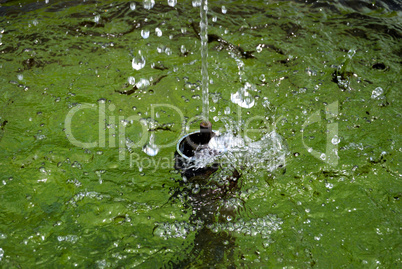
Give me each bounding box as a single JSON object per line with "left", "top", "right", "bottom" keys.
{"left": 200, "top": 0, "right": 209, "bottom": 122}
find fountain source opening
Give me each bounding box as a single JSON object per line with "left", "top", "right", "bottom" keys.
{"left": 175, "top": 121, "right": 217, "bottom": 171}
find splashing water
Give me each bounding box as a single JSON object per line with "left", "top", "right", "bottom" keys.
{"left": 231, "top": 82, "right": 255, "bottom": 108}
{"left": 229, "top": 54, "right": 255, "bottom": 108}
{"left": 200, "top": 0, "right": 209, "bottom": 122}
{"left": 154, "top": 214, "right": 282, "bottom": 244}
{"left": 229, "top": 52, "right": 245, "bottom": 81}
{"left": 186, "top": 128, "right": 288, "bottom": 173}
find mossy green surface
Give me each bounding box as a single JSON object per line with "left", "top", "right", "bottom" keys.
{"left": 0, "top": 0, "right": 400, "bottom": 267}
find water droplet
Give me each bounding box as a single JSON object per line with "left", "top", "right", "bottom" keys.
{"left": 157, "top": 45, "right": 165, "bottom": 53}
{"left": 371, "top": 87, "right": 383, "bottom": 100}
{"left": 57, "top": 235, "right": 79, "bottom": 243}
{"left": 331, "top": 135, "right": 340, "bottom": 145}
{"left": 224, "top": 107, "right": 230, "bottom": 115}
{"left": 262, "top": 100, "right": 271, "bottom": 109}
{"left": 221, "top": 5, "right": 227, "bottom": 14}
{"left": 192, "top": 0, "right": 201, "bottom": 7}
{"left": 94, "top": 15, "right": 100, "bottom": 23}
{"left": 130, "top": 2, "right": 136, "bottom": 10}
{"left": 347, "top": 49, "right": 356, "bottom": 59}
{"left": 95, "top": 170, "right": 106, "bottom": 177}
{"left": 132, "top": 50, "right": 146, "bottom": 70}
{"left": 143, "top": 0, "right": 155, "bottom": 10}
{"left": 128, "top": 76, "right": 135, "bottom": 85}
{"left": 180, "top": 45, "right": 186, "bottom": 54}
{"left": 142, "top": 134, "right": 159, "bottom": 156}
{"left": 136, "top": 78, "right": 150, "bottom": 89}
{"left": 231, "top": 84, "right": 255, "bottom": 108}
{"left": 211, "top": 93, "right": 220, "bottom": 103}
{"left": 167, "top": 0, "right": 177, "bottom": 7}
{"left": 17, "top": 74, "right": 23, "bottom": 81}
{"left": 155, "top": 27, "right": 162, "bottom": 37}
{"left": 120, "top": 119, "right": 129, "bottom": 127}
{"left": 192, "top": 184, "right": 200, "bottom": 194}
{"left": 71, "top": 161, "right": 82, "bottom": 169}
{"left": 320, "top": 153, "right": 326, "bottom": 160}
{"left": 306, "top": 67, "right": 317, "bottom": 76}
{"left": 141, "top": 29, "right": 150, "bottom": 39}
